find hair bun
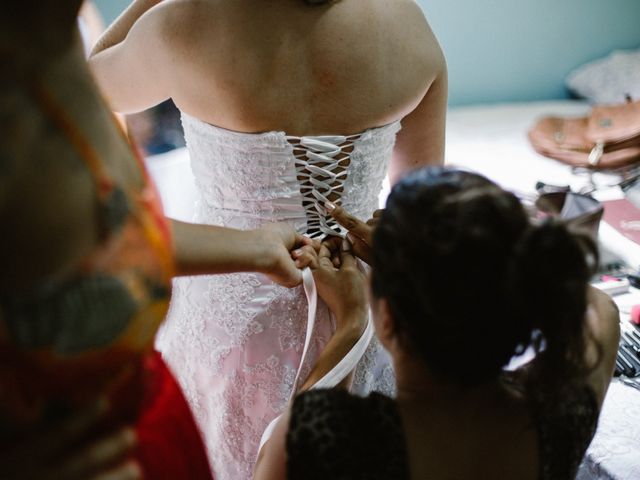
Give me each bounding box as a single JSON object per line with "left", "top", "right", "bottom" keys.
{"left": 372, "top": 168, "right": 594, "bottom": 386}
{"left": 510, "top": 219, "right": 593, "bottom": 362}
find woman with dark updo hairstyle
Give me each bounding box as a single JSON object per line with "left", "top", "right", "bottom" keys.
{"left": 255, "top": 167, "right": 620, "bottom": 480}
{"left": 370, "top": 168, "right": 597, "bottom": 388}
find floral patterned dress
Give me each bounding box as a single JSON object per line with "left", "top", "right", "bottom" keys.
{"left": 0, "top": 83, "right": 212, "bottom": 479}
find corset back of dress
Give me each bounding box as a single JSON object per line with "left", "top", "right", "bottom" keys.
{"left": 181, "top": 113, "right": 401, "bottom": 232}
{"left": 160, "top": 113, "right": 400, "bottom": 480}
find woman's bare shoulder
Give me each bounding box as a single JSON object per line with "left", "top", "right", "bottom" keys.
{"left": 347, "top": 0, "right": 446, "bottom": 76}
{"left": 137, "top": 0, "right": 217, "bottom": 47}
{"left": 584, "top": 286, "right": 620, "bottom": 406}
{"left": 587, "top": 286, "right": 620, "bottom": 345}
{"left": 390, "top": 0, "right": 445, "bottom": 64}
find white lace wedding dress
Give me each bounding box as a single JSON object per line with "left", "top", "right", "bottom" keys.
{"left": 156, "top": 113, "right": 400, "bottom": 480}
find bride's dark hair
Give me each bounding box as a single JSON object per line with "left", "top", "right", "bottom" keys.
{"left": 371, "top": 167, "right": 597, "bottom": 387}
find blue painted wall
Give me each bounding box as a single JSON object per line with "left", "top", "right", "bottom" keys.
{"left": 95, "top": 0, "right": 129, "bottom": 23}
{"left": 95, "top": 0, "right": 640, "bottom": 106}
{"left": 419, "top": 0, "right": 640, "bottom": 105}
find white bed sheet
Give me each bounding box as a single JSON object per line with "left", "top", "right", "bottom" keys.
{"left": 445, "top": 100, "right": 591, "bottom": 194}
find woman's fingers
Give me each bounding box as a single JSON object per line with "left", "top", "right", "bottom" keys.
{"left": 321, "top": 236, "right": 342, "bottom": 254}
{"left": 312, "top": 235, "right": 368, "bottom": 321}
{"left": 346, "top": 233, "right": 372, "bottom": 265}
{"left": 339, "top": 238, "right": 358, "bottom": 269}
{"left": 294, "top": 233, "right": 311, "bottom": 247}
{"left": 311, "top": 255, "right": 336, "bottom": 291}
{"left": 292, "top": 244, "right": 318, "bottom": 269}
{"left": 320, "top": 235, "right": 343, "bottom": 268}
{"left": 325, "top": 203, "right": 372, "bottom": 245}
{"left": 366, "top": 210, "right": 383, "bottom": 227}
{"left": 317, "top": 256, "right": 336, "bottom": 271}
{"left": 324, "top": 203, "right": 376, "bottom": 264}
{"left": 295, "top": 234, "right": 321, "bottom": 253}
{"left": 291, "top": 235, "right": 322, "bottom": 269}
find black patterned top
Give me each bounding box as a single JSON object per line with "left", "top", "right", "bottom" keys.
{"left": 286, "top": 381, "right": 598, "bottom": 480}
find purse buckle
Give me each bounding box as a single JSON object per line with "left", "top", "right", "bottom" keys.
{"left": 588, "top": 141, "right": 605, "bottom": 166}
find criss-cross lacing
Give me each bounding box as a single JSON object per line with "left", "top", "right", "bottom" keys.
{"left": 287, "top": 133, "right": 361, "bottom": 238}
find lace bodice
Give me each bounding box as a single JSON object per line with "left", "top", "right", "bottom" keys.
{"left": 181, "top": 113, "right": 400, "bottom": 233}
{"left": 157, "top": 114, "right": 400, "bottom": 480}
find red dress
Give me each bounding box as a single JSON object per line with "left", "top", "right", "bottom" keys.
{"left": 0, "top": 82, "right": 212, "bottom": 479}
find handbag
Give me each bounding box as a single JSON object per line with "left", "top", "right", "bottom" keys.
{"left": 534, "top": 190, "right": 603, "bottom": 241}
{"left": 528, "top": 96, "right": 640, "bottom": 169}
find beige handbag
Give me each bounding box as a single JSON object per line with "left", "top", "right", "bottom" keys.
{"left": 529, "top": 97, "right": 640, "bottom": 169}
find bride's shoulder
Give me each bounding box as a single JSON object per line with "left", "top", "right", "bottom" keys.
{"left": 346, "top": 0, "right": 443, "bottom": 61}
{"left": 384, "top": 0, "right": 442, "bottom": 49}
{"left": 368, "top": 0, "right": 431, "bottom": 27}
{"left": 358, "top": 0, "right": 445, "bottom": 75}
{"left": 140, "top": 0, "right": 218, "bottom": 46}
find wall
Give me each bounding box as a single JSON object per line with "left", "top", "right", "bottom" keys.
{"left": 95, "top": 0, "right": 129, "bottom": 23}
{"left": 95, "top": 0, "right": 640, "bottom": 106}
{"left": 419, "top": 0, "right": 640, "bottom": 105}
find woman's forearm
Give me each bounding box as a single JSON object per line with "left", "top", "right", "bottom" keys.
{"left": 90, "top": 0, "right": 160, "bottom": 56}
{"left": 299, "top": 311, "right": 368, "bottom": 391}
{"left": 170, "top": 219, "right": 268, "bottom": 277}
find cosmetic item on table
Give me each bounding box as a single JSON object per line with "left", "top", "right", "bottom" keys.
{"left": 599, "top": 196, "right": 640, "bottom": 269}
{"left": 621, "top": 345, "right": 640, "bottom": 372}
{"left": 602, "top": 197, "right": 640, "bottom": 244}
{"left": 617, "top": 348, "right": 636, "bottom": 376}
{"left": 592, "top": 277, "right": 631, "bottom": 296}
{"left": 616, "top": 325, "right": 640, "bottom": 378}
{"left": 627, "top": 272, "right": 640, "bottom": 289}
{"left": 624, "top": 332, "right": 640, "bottom": 352}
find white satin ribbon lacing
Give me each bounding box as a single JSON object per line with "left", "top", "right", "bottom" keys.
{"left": 258, "top": 266, "right": 373, "bottom": 452}
{"left": 287, "top": 134, "right": 360, "bottom": 238}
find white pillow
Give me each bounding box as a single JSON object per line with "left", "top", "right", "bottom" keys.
{"left": 566, "top": 48, "right": 640, "bottom": 104}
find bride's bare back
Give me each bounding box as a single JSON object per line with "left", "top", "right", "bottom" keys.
{"left": 90, "top": 0, "right": 447, "bottom": 181}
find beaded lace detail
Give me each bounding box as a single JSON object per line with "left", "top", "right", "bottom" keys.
{"left": 156, "top": 113, "right": 401, "bottom": 480}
